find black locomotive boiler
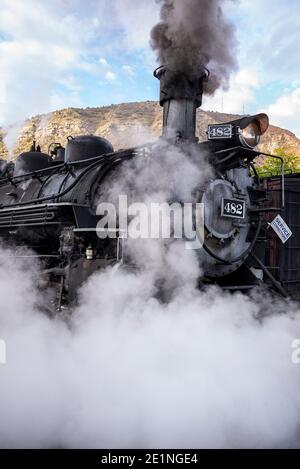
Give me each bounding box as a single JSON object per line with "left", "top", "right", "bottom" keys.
{"left": 0, "top": 67, "right": 290, "bottom": 309}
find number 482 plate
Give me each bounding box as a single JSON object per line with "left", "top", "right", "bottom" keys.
{"left": 221, "top": 198, "right": 246, "bottom": 219}
{"left": 208, "top": 124, "right": 233, "bottom": 139}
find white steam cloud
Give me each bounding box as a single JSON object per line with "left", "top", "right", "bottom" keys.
{"left": 0, "top": 235, "right": 300, "bottom": 449}
{"left": 0, "top": 131, "right": 300, "bottom": 449}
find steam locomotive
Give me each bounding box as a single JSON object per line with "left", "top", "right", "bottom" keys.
{"left": 0, "top": 66, "right": 291, "bottom": 309}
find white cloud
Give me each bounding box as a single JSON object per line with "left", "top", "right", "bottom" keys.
{"left": 203, "top": 69, "right": 260, "bottom": 114}
{"left": 0, "top": 0, "right": 107, "bottom": 153}
{"left": 264, "top": 87, "right": 300, "bottom": 137}
{"left": 111, "top": 0, "right": 160, "bottom": 51}
{"left": 0, "top": 0, "right": 89, "bottom": 125}
{"left": 99, "top": 58, "right": 109, "bottom": 68}
{"left": 99, "top": 58, "right": 118, "bottom": 82}
{"left": 122, "top": 65, "right": 135, "bottom": 77}
{"left": 105, "top": 71, "right": 117, "bottom": 82}
{"left": 59, "top": 75, "right": 82, "bottom": 92}
{"left": 238, "top": 0, "right": 300, "bottom": 83}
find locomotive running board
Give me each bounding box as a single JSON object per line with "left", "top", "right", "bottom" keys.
{"left": 0, "top": 203, "right": 90, "bottom": 229}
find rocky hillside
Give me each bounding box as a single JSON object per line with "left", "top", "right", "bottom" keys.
{"left": 1, "top": 101, "right": 300, "bottom": 158}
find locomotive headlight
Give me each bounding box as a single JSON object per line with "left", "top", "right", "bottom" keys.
{"left": 239, "top": 114, "right": 269, "bottom": 149}
{"left": 208, "top": 113, "right": 269, "bottom": 150}
{"left": 240, "top": 122, "right": 260, "bottom": 148}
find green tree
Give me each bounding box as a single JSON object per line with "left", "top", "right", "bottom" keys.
{"left": 256, "top": 147, "right": 300, "bottom": 176}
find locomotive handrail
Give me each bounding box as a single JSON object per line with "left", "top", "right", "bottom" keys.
{"left": 258, "top": 152, "right": 285, "bottom": 209}
{"left": 250, "top": 163, "right": 260, "bottom": 185}
{"left": 0, "top": 144, "right": 151, "bottom": 187}
{"left": 249, "top": 252, "right": 289, "bottom": 298}
{"left": 0, "top": 151, "right": 134, "bottom": 210}
{"left": 0, "top": 162, "right": 65, "bottom": 185}
{"left": 0, "top": 202, "right": 89, "bottom": 212}
{"left": 0, "top": 152, "right": 112, "bottom": 186}
{"left": 214, "top": 146, "right": 285, "bottom": 209}
{"left": 0, "top": 255, "right": 62, "bottom": 259}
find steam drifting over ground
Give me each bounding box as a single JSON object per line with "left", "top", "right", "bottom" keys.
{"left": 151, "top": 0, "right": 239, "bottom": 94}
{"left": 0, "top": 243, "right": 300, "bottom": 449}
{"left": 0, "top": 134, "right": 300, "bottom": 449}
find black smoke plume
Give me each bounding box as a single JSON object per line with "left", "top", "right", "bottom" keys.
{"left": 150, "top": 0, "right": 239, "bottom": 94}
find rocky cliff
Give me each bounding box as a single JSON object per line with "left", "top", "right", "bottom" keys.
{"left": 1, "top": 101, "right": 300, "bottom": 158}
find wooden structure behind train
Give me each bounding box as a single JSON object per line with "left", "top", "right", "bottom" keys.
{"left": 0, "top": 66, "right": 296, "bottom": 309}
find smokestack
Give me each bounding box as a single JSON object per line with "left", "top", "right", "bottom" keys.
{"left": 154, "top": 65, "right": 209, "bottom": 142}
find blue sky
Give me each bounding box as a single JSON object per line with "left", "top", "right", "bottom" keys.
{"left": 0, "top": 0, "right": 299, "bottom": 136}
